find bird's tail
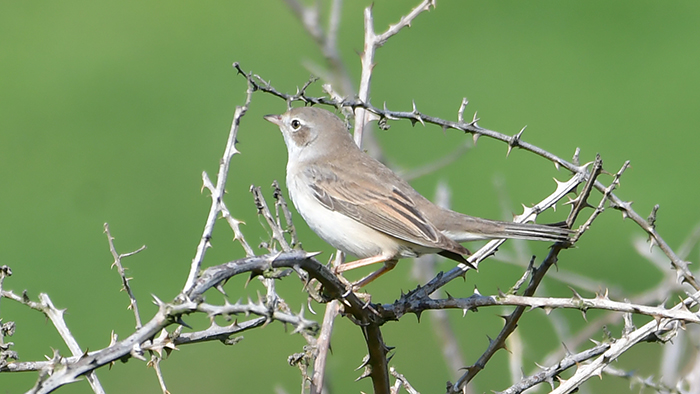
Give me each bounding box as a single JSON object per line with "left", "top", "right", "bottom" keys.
{"left": 499, "top": 221, "right": 572, "bottom": 243}
{"left": 438, "top": 210, "right": 572, "bottom": 244}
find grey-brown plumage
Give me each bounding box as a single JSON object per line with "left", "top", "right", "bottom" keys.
{"left": 265, "top": 107, "right": 570, "bottom": 287}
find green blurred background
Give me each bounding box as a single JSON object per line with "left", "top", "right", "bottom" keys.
{"left": 2, "top": 1, "right": 699, "bottom": 393}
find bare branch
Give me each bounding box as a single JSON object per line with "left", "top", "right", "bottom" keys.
{"left": 354, "top": 0, "right": 435, "bottom": 146}
{"left": 390, "top": 366, "right": 421, "bottom": 394}
{"left": 380, "top": 292, "right": 700, "bottom": 325}
{"left": 411, "top": 183, "right": 466, "bottom": 381}
{"left": 233, "top": 64, "right": 697, "bottom": 294}
{"left": 449, "top": 245, "right": 567, "bottom": 392}
{"left": 104, "top": 223, "right": 145, "bottom": 328}
{"left": 182, "top": 73, "right": 254, "bottom": 293}
{"left": 549, "top": 291, "right": 700, "bottom": 394}
{"left": 498, "top": 343, "right": 611, "bottom": 394}
{"left": 0, "top": 266, "right": 16, "bottom": 373}
{"left": 252, "top": 185, "right": 292, "bottom": 252}
{"left": 310, "top": 300, "right": 340, "bottom": 394}
{"left": 39, "top": 294, "right": 105, "bottom": 393}
{"left": 202, "top": 172, "right": 255, "bottom": 257}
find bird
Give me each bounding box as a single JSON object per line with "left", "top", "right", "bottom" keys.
{"left": 264, "top": 107, "right": 571, "bottom": 288}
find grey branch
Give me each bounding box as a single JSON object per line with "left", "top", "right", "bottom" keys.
{"left": 549, "top": 291, "right": 700, "bottom": 394}
{"left": 354, "top": 0, "right": 435, "bottom": 146}
{"left": 379, "top": 292, "right": 700, "bottom": 325}
{"left": 104, "top": 223, "right": 146, "bottom": 329}
{"left": 182, "top": 75, "right": 254, "bottom": 293}
{"left": 17, "top": 250, "right": 362, "bottom": 393}
{"left": 497, "top": 343, "right": 612, "bottom": 394}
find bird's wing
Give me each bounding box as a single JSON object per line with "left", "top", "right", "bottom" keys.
{"left": 302, "top": 163, "right": 465, "bottom": 253}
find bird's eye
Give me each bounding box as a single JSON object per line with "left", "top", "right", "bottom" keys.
{"left": 290, "top": 119, "right": 301, "bottom": 130}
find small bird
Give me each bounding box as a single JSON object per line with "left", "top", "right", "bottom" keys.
{"left": 265, "top": 107, "right": 570, "bottom": 288}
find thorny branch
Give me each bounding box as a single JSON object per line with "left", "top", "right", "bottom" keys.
{"left": 5, "top": 251, "right": 334, "bottom": 394}
{"left": 234, "top": 60, "right": 697, "bottom": 291}
{"left": 182, "top": 73, "right": 255, "bottom": 294}
{"left": 379, "top": 291, "right": 700, "bottom": 325}
{"left": 354, "top": 0, "right": 436, "bottom": 147}
{"left": 104, "top": 223, "right": 146, "bottom": 329}
{"left": 550, "top": 291, "right": 700, "bottom": 394}
{"left": 497, "top": 343, "right": 612, "bottom": 394}
{"left": 232, "top": 47, "right": 700, "bottom": 391}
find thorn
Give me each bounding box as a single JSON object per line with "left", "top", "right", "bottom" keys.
{"left": 215, "top": 282, "right": 227, "bottom": 296}
{"left": 130, "top": 344, "right": 147, "bottom": 361}
{"left": 506, "top": 126, "right": 526, "bottom": 157}
{"left": 355, "top": 368, "right": 372, "bottom": 381}
{"left": 562, "top": 342, "right": 572, "bottom": 356}
{"left": 572, "top": 147, "right": 581, "bottom": 166}
{"left": 595, "top": 288, "right": 610, "bottom": 300}
{"left": 356, "top": 354, "right": 370, "bottom": 370}
{"left": 152, "top": 295, "right": 165, "bottom": 306}
{"left": 244, "top": 272, "right": 256, "bottom": 288}
{"left": 307, "top": 297, "right": 316, "bottom": 315}
{"left": 410, "top": 100, "right": 425, "bottom": 126}
{"left": 569, "top": 287, "right": 583, "bottom": 301}
{"left": 175, "top": 316, "right": 192, "bottom": 329}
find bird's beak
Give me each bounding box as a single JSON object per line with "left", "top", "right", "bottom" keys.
{"left": 264, "top": 114, "right": 282, "bottom": 126}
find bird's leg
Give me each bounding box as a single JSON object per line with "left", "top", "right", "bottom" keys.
{"left": 334, "top": 253, "right": 397, "bottom": 290}
{"left": 335, "top": 254, "right": 390, "bottom": 273}
{"left": 351, "top": 260, "right": 398, "bottom": 290}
